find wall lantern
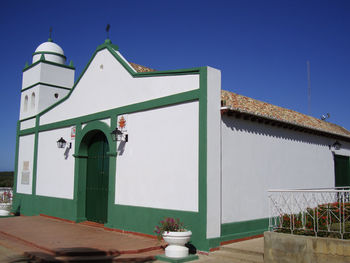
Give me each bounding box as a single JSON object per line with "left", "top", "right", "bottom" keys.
{"left": 111, "top": 128, "right": 128, "bottom": 142}
{"left": 56, "top": 137, "right": 72, "bottom": 149}
{"left": 57, "top": 137, "right": 67, "bottom": 148}
{"left": 332, "top": 141, "right": 341, "bottom": 151}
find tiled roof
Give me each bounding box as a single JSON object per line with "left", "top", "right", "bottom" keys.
{"left": 125, "top": 61, "right": 350, "bottom": 140}
{"left": 221, "top": 89, "right": 350, "bottom": 140}
{"left": 129, "top": 62, "right": 155, "bottom": 73}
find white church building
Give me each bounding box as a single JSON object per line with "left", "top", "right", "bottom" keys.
{"left": 13, "top": 36, "right": 350, "bottom": 251}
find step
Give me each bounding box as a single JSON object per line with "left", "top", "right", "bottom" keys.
{"left": 221, "top": 245, "right": 264, "bottom": 257}
{"left": 221, "top": 238, "right": 264, "bottom": 255}
{"left": 209, "top": 250, "right": 263, "bottom": 263}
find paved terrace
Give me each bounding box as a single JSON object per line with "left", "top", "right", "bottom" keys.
{"left": 0, "top": 215, "right": 264, "bottom": 262}
{"left": 0, "top": 216, "right": 165, "bottom": 262}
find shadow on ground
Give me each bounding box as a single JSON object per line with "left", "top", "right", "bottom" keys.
{"left": 8, "top": 247, "right": 157, "bottom": 263}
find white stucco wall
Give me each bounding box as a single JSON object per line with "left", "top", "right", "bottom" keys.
{"left": 206, "top": 67, "right": 222, "bottom": 238}
{"left": 36, "top": 127, "right": 75, "bottom": 199}
{"left": 221, "top": 116, "right": 350, "bottom": 223}
{"left": 115, "top": 101, "right": 199, "bottom": 212}
{"left": 22, "top": 63, "right": 74, "bottom": 90}
{"left": 82, "top": 118, "right": 110, "bottom": 129}
{"left": 39, "top": 49, "right": 199, "bottom": 125}
{"left": 38, "top": 85, "right": 70, "bottom": 113}
{"left": 21, "top": 118, "right": 36, "bottom": 130}
{"left": 39, "top": 63, "right": 74, "bottom": 88}
{"left": 22, "top": 64, "right": 41, "bottom": 89}
{"left": 16, "top": 134, "right": 35, "bottom": 194}
{"left": 20, "top": 87, "right": 39, "bottom": 120}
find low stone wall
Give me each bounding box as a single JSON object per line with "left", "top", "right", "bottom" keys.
{"left": 264, "top": 231, "right": 350, "bottom": 263}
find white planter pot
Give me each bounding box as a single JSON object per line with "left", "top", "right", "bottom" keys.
{"left": 0, "top": 210, "right": 10, "bottom": 216}
{"left": 162, "top": 230, "right": 192, "bottom": 258}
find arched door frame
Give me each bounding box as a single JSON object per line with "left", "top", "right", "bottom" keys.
{"left": 74, "top": 120, "right": 115, "bottom": 223}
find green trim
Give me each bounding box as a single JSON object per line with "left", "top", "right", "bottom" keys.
{"left": 40, "top": 54, "right": 45, "bottom": 61}
{"left": 31, "top": 117, "right": 40, "bottom": 195}
{"left": 72, "top": 154, "right": 88, "bottom": 158}
{"left": 12, "top": 193, "right": 78, "bottom": 221}
{"left": 13, "top": 121, "right": 20, "bottom": 194}
{"left": 20, "top": 115, "right": 36, "bottom": 123}
{"left": 220, "top": 218, "right": 268, "bottom": 242}
{"left": 196, "top": 67, "right": 208, "bottom": 251}
{"left": 73, "top": 123, "right": 83, "bottom": 221}
{"left": 205, "top": 218, "right": 269, "bottom": 249}
{"left": 21, "top": 82, "right": 71, "bottom": 92}
{"left": 156, "top": 254, "right": 199, "bottom": 262}
{"left": 19, "top": 90, "right": 199, "bottom": 135}
{"left": 108, "top": 114, "right": 117, "bottom": 228}
{"left": 97, "top": 39, "right": 119, "bottom": 51}
{"left": 33, "top": 51, "right": 66, "bottom": 59}
{"left": 75, "top": 121, "right": 113, "bottom": 223}
{"left": 23, "top": 59, "right": 75, "bottom": 73}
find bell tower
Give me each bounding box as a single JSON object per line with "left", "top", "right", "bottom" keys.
{"left": 20, "top": 36, "right": 75, "bottom": 120}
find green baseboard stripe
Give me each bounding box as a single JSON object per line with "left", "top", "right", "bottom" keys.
{"left": 105, "top": 204, "right": 208, "bottom": 251}
{"left": 12, "top": 193, "right": 78, "bottom": 222}
{"left": 207, "top": 237, "right": 221, "bottom": 250}
{"left": 219, "top": 229, "right": 266, "bottom": 243}
{"left": 218, "top": 218, "right": 268, "bottom": 244}
{"left": 221, "top": 217, "right": 269, "bottom": 236}
{"left": 155, "top": 254, "right": 199, "bottom": 262}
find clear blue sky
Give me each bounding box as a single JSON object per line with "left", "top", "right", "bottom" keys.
{"left": 1, "top": 0, "right": 349, "bottom": 171}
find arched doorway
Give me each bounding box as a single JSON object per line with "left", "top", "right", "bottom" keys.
{"left": 84, "top": 131, "right": 109, "bottom": 223}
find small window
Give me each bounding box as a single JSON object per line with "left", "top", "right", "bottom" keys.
{"left": 31, "top": 92, "right": 35, "bottom": 109}
{"left": 54, "top": 93, "right": 59, "bottom": 99}
{"left": 23, "top": 95, "right": 28, "bottom": 112}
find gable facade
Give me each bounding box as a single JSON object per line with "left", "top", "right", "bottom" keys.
{"left": 13, "top": 38, "right": 350, "bottom": 252}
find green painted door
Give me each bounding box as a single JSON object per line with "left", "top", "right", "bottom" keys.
{"left": 334, "top": 155, "right": 350, "bottom": 187}
{"left": 86, "top": 132, "right": 109, "bottom": 223}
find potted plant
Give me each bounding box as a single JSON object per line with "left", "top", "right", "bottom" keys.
{"left": 155, "top": 217, "right": 192, "bottom": 258}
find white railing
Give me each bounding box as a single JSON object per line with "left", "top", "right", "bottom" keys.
{"left": 268, "top": 188, "right": 350, "bottom": 239}
{"left": 0, "top": 187, "right": 13, "bottom": 211}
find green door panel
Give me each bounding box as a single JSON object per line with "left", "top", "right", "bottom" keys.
{"left": 334, "top": 155, "right": 350, "bottom": 187}
{"left": 86, "top": 132, "right": 109, "bottom": 223}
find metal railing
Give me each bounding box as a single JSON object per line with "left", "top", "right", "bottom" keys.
{"left": 0, "top": 187, "right": 13, "bottom": 211}
{"left": 268, "top": 188, "right": 350, "bottom": 239}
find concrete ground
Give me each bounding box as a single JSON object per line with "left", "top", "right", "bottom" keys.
{"left": 0, "top": 216, "right": 264, "bottom": 262}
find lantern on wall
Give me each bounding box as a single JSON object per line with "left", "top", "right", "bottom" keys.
{"left": 110, "top": 128, "right": 128, "bottom": 142}
{"left": 56, "top": 137, "right": 67, "bottom": 148}
{"left": 332, "top": 141, "right": 341, "bottom": 151}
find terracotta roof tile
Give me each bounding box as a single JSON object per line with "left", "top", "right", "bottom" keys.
{"left": 221, "top": 89, "right": 350, "bottom": 139}
{"left": 129, "top": 62, "right": 155, "bottom": 73}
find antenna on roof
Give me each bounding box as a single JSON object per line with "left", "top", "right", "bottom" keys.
{"left": 307, "top": 60, "right": 311, "bottom": 115}
{"left": 106, "top": 24, "right": 111, "bottom": 39}
{"left": 48, "top": 27, "right": 53, "bottom": 42}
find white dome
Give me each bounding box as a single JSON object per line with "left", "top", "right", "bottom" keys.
{"left": 32, "top": 40, "right": 66, "bottom": 64}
